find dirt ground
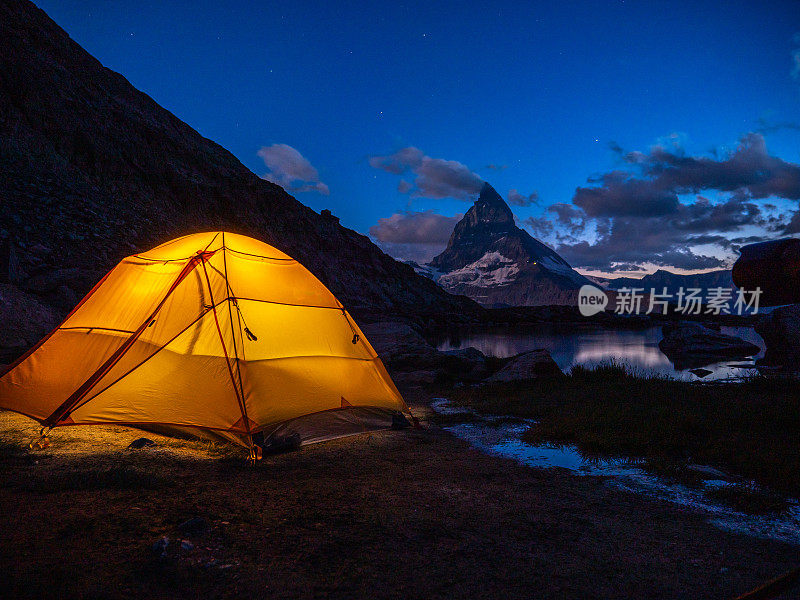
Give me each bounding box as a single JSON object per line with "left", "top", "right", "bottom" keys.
{"left": 0, "top": 391, "right": 798, "bottom": 600}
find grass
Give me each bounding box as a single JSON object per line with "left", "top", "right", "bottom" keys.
{"left": 446, "top": 363, "right": 800, "bottom": 503}
{"left": 1, "top": 408, "right": 799, "bottom": 599}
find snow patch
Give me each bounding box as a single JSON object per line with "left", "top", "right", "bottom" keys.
{"left": 438, "top": 252, "right": 520, "bottom": 288}
{"left": 538, "top": 256, "right": 588, "bottom": 286}
{"left": 406, "top": 261, "right": 444, "bottom": 282}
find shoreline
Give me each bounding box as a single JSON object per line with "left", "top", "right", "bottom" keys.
{"left": 1, "top": 391, "right": 798, "bottom": 599}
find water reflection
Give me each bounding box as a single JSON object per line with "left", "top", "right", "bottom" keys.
{"left": 430, "top": 399, "right": 800, "bottom": 546}
{"left": 434, "top": 325, "right": 765, "bottom": 380}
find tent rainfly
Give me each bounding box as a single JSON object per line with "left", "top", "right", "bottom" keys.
{"left": 0, "top": 232, "right": 412, "bottom": 458}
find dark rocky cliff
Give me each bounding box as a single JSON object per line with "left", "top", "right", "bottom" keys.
{"left": 0, "top": 0, "right": 478, "bottom": 329}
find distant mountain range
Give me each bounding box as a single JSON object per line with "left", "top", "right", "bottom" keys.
{"left": 411, "top": 183, "right": 591, "bottom": 307}
{"left": 591, "top": 269, "right": 734, "bottom": 295}
{"left": 0, "top": 0, "right": 477, "bottom": 323}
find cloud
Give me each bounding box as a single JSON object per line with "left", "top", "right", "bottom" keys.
{"left": 507, "top": 189, "right": 539, "bottom": 207}
{"left": 526, "top": 210, "right": 728, "bottom": 272}
{"left": 576, "top": 134, "right": 800, "bottom": 221}
{"left": 369, "top": 210, "right": 460, "bottom": 244}
{"left": 792, "top": 32, "right": 800, "bottom": 80}
{"left": 485, "top": 164, "right": 508, "bottom": 171}
{"left": 369, "top": 147, "right": 484, "bottom": 200}
{"left": 574, "top": 171, "right": 680, "bottom": 217}
{"left": 526, "top": 190, "right": 773, "bottom": 272}
{"left": 257, "top": 144, "right": 330, "bottom": 195}
{"left": 369, "top": 210, "right": 461, "bottom": 263}
{"left": 755, "top": 116, "right": 800, "bottom": 135}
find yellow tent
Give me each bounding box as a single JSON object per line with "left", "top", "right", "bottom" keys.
{"left": 0, "top": 232, "right": 411, "bottom": 457}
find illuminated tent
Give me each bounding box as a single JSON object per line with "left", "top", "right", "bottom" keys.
{"left": 0, "top": 232, "right": 411, "bottom": 457}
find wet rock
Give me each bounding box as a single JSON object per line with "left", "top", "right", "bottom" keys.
{"left": 484, "top": 349, "right": 563, "bottom": 383}
{"left": 177, "top": 517, "right": 209, "bottom": 536}
{"left": 127, "top": 438, "right": 155, "bottom": 449}
{"left": 659, "top": 322, "right": 760, "bottom": 369}
{"left": 755, "top": 304, "right": 800, "bottom": 369}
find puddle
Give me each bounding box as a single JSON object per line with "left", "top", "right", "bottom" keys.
{"left": 431, "top": 398, "right": 800, "bottom": 546}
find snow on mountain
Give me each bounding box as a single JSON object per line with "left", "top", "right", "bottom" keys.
{"left": 428, "top": 183, "right": 591, "bottom": 307}
{"left": 438, "top": 252, "right": 520, "bottom": 288}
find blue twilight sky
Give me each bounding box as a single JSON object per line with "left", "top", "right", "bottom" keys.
{"left": 36, "top": 0, "right": 800, "bottom": 276}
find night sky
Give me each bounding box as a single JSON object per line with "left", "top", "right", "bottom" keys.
{"left": 37, "top": 1, "right": 800, "bottom": 276}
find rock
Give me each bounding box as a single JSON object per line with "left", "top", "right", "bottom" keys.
{"left": 0, "top": 240, "right": 21, "bottom": 284}
{"left": 391, "top": 370, "right": 438, "bottom": 386}
{"left": 0, "top": 0, "right": 479, "bottom": 323}
{"left": 360, "top": 322, "right": 439, "bottom": 367}
{"left": 50, "top": 285, "right": 78, "bottom": 313}
{"left": 689, "top": 368, "right": 713, "bottom": 378}
{"left": 180, "top": 540, "right": 194, "bottom": 552}
{"left": 0, "top": 283, "right": 59, "bottom": 362}
{"left": 359, "top": 322, "right": 488, "bottom": 382}
{"left": 484, "top": 349, "right": 563, "bottom": 383}
{"left": 127, "top": 438, "right": 155, "bottom": 449}
{"left": 754, "top": 304, "right": 800, "bottom": 369}
{"left": 177, "top": 517, "right": 209, "bottom": 536}
{"left": 440, "top": 347, "right": 489, "bottom": 379}
{"left": 151, "top": 537, "right": 169, "bottom": 558}
{"left": 22, "top": 267, "right": 96, "bottom": 295}
{"left": 658, "top": 322, "right": 760, "bottom": 369}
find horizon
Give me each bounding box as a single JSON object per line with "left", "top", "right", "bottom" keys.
{"left": 36, "top": 0, "right": 800, "bottom": 277}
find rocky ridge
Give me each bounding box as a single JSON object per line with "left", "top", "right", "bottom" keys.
{"left": 0, "top": 0, "right": 478, "bottom": 340}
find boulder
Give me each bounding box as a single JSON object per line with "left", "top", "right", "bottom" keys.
{"left": 359, "top": 321, "right": 440, "bottom": 368}
{"left": 440, "top": 347, "right": 490, "bottom": 379}
{"left": 754, "top": 304, "right": 800, "bottom": 369}
{"left": 659, "top": 322, "right": 760, "bottom": 369}
{"left": 484, "top": 349, "right": 563, "bottom": 383}
{"left": 359, "top": 321, "right": 488, "bottom": 382}
{"left": 127, "top": 438, "right": 156, "bottom": 449}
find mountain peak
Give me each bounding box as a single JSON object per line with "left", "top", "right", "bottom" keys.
{"left": 472, "top": 182, "right": 514, "bottom": 225}
{"left": 478, "top": 181, "right": 502, "bottom": 202}
{"left": 453, "top": 182, "right": 514, "bottom": 232}
{"left": 428, "top": 184, "right": 588, "bottom": 304}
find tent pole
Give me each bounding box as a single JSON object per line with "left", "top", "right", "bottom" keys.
{"left": 41, "top": 250, "right": 215, "bottom": 429}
